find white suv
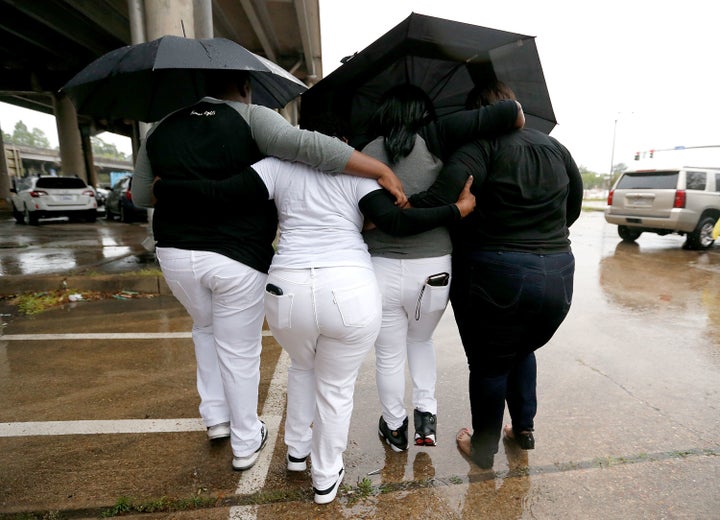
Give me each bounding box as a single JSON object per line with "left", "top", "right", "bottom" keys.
{"left": 10, "top": 175, "right": 98, "bottom": 225}
{"left": 604, "top": 166, "right": 720, "bottom": 250}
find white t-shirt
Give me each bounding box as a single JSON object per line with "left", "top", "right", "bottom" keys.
{"left": 252, "top": 157, "right": 382, "bottom": 270}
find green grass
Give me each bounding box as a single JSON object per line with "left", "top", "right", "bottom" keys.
{"left": 100, "top": 494, "right": 217, "bottom": 517}
{"left": 6, "top": 287, "right": 156, "bottom": 315}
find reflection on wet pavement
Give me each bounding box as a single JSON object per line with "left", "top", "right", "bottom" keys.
{"left": 0, "top": 218, "right": 154, "bottom": 276}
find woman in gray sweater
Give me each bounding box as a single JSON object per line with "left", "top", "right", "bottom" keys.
{"left": 361, "top": 84, "right": 523, "bottom": 451}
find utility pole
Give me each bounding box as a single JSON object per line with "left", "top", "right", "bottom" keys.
{"left": 608, "top": 115, "right": 618, "bottom": 193}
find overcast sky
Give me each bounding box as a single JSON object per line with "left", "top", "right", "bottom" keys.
{"left": 2, "top": 0, "right": 718, "bottom": 173}
{"left": 318, "top": 0, "right": 720, "bottom": 172}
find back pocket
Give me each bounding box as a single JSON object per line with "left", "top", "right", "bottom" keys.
{"left": 333, "top": 283, "right": 379, "bottom": 328}
{"left": 265, "top": 292, "right": 294, "bottom": 330}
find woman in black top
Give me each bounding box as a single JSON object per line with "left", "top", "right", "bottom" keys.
{"left": 409, "top": 82, "right": 583, "bottom": 469}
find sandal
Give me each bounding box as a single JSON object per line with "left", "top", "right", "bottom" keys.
{"left": 502, "top": 424, "right": 535, "bottom": 450}
{"left": 456, "top": 427, "right": 494, "bottom": 469}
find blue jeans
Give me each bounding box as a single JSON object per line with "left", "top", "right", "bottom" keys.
{"left": 450, "top": 250, "right": 574, "bottom": 463}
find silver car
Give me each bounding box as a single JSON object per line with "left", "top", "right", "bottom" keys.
{"left": 605, "top": 167, "right": 720, "bottom": 250}
{"left": 10, "top": 175, "right": 98, "bottom": 225}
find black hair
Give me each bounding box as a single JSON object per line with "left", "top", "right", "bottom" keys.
{"left": 205, "top": 70, "right": 251, "bottom": 97}
{"left": 367, "top": 84, "right": 435, "bottom": 165}
{"left": 300, "top": 113, "right": 350, "bottom": 139}
{"left": 465, "top": 81, "right": 516, "bottom": 109}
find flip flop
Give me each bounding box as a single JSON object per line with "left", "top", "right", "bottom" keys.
{"left": 502, "top": 424, "right": 535, "bottom": 450}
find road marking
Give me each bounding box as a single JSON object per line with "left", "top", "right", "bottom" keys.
{"left": 229, "top": 349, "right": 290, "bottom": 519}
{"left": 0, "top": 418, "right": 206, "bottom": 437}
{"left": 0, "top": 328, "right": 289, "bottom": 520}
{"left": 0, "top": 331, "right": 272, "bottom": 340}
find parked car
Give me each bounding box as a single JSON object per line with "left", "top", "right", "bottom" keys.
{"left": 105, "top": 176, "right": 148, "bottom": 223}
{"left": 604, "top": 166, "right": 720, "bottom": 250}
{"left": 10, "top": 175, "right": 98, "bottom": 225}
{"left": 94, "top": 185, "right": 110, "bottom": 215}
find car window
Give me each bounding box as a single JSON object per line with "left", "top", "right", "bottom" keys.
{"left": 113, "top": 177, "right": 130, "bottom": 191}
{"left": 685, "top": 171, "right": 706, "bottom": 191}
{"left": 15, "top": 177, "right": 36, "bottom": 191}
{"left": 715, "top": 173, "right": 720, "bottom": 193}
{"left": 616, "top": 171, "right": 679, "bottom": 190}
{"left": 36, "top": 177, "right": 87, "bottom": 189}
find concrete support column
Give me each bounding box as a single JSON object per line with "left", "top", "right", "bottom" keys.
{"left": 140, "top": 0, "right": 195, "bottom": 252}
{"left": 80, "top": 126, "right": 98, "bottom": 188}
{"left": 54, "top": 94, "right": 87, "bottom": 182}
{"left": 194, "top": 0, "right": 213, "bottom": 38}
{"left": 280, "top": 100, "right": 299, "bottom": 127}
{"left": 145, "top": 0, "right": 194, "bottom": 40}
{"left": 127, "top": 0, "right": 147, "bottom": 44}
{"left": 0, "top": 127, "right": 10, "bottom": 208}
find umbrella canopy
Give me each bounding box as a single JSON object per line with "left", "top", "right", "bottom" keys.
{"left": 301, "top": 13, "right": 556, "bottom": 146}
{"left": 61, "top": 35, "right": 308, "bottom": 122}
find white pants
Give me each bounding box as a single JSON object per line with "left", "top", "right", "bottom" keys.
{"left": 156, "top": 247, "right": 266, "bottom": 458}
{"left": 372, "top": 255, "right": 451, "bottom": 429}
{"left": 265, "top": 266, "right": 381, "bottom": 490}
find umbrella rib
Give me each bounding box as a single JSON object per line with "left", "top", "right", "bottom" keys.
{"left": 428, "top": 63, "right": 465, "bottom": 103}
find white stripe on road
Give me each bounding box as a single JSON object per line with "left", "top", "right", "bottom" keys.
{"left": 229, "top": 348, "right": 290, "bottom": 519}
{"left": 0, "top": 418, "right": 206, "bottom": 437}
{"left": 0, "top": 328, "right": 289, "bottom": 520}
{"left": 0, "top": 331, "right": 272, "bottom": 341}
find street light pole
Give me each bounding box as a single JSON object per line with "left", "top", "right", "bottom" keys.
{"left": 609, "top": 116, "right": 618, "bottom": 176}
{"left": 608, "top": 115, "right": 619, "bottom": 193}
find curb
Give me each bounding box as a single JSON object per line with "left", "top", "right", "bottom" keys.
{"left": 1, "top": 274, "right": 171, "bottom": 296}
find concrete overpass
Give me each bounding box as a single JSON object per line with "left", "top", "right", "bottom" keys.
{"left": 0, "top": 0, "right": 322, "bottom": 201}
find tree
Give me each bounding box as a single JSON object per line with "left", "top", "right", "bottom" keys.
{"left": 579, "top": 166, "right": 606, "bottom": 190}
{"left": 91, "top": 136, "right": 128, "bottom": 161}
{"left": 4, "top": 121, "right": 51, "bottom": 148}
{"left": 610, "top": 162, "right": 628, "bottom": 187}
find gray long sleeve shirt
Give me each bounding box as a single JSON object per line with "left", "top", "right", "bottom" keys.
{"left": 132, "top": 97, "right": 354, "bottom": 272}
{"left": 361, "top": 100, "right": 520, "bottom": 259}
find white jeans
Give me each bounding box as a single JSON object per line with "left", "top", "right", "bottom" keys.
{"left": 265, "top": 266, "right": 381, "bottom": 490}
{"left": 156, "top": 247, "right": 266, "bottom": 458}
{"left": 372, "top": 255, "right": 451, "bottom": 429}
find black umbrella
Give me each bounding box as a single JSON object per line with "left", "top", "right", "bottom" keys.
{"left": 61, "top": 35, "right": 308, "bottom": 122}
{"left": 301, "top": 13, "right": 556, "bottom": 146}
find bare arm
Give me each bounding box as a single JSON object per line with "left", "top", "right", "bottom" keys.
{"left": 344, "top": 150, "right": 407, "bottom": 207}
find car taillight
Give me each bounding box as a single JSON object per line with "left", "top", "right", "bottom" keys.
{"left": 674, "top": 190, "right": 686, "bottom": 208}
{"left": 607, "top": 190, "right": 614, "bottom": 205}
{"left": 29, "top": 190, "right": 48, "bottom": 198}
{"left": 125, "top": 190, "right": 132, "bottom": 201}
{"left": 82, "top": 189, "right": 95, "bottom": 197}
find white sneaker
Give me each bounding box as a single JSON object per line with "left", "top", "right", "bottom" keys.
{"left": 286, "top": 452, "right": 308, "bottom": 472}
{"left": 207, "top": 422, "right": 231, "bottom": 440}
{"left": 232, "top": 421, "right": 268, "bottom": 471}
{"left": 313, "top": 467, "right": 344, "bottom": 505}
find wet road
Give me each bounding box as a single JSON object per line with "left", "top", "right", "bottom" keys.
{"left": 0, "top": 216, "right": 155, "bottom": 277}
{"left": 1, "top": 210, "right": 719, "bottom": 519}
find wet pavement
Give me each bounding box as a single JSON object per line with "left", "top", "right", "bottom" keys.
{"left": 1, "top": 209, "right": 719, "bottom": 519}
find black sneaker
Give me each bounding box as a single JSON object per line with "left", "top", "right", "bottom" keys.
{"left": 232, "top": 421, "right": 268, "bottom": 471}
{"left": 286, "top": 452, "right": 308, "bottom": 471}
{"left": 313, "top": 467, "right": 344, "bottom": 504}
{"left": 413, "top": 409, "right": 437, "bottom": 446}
{"left": 378, "top": 416, "right": 408, "bottom": 452}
